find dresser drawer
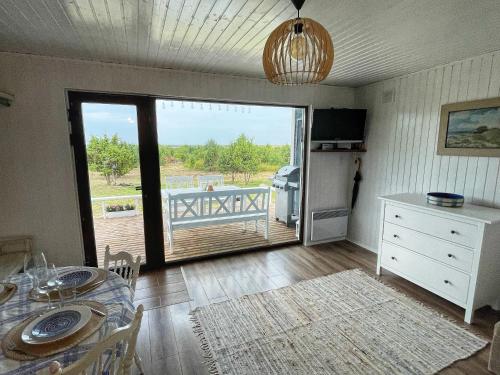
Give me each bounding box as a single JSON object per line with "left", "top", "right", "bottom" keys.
{"left": 385, "top": 204, "right": 478, "bottom": 248}
{"left": 381, "top": 241, "right": 470, "bottom": 304}
{"left": 382, "top": 222, "right": 474, "bottom": 272}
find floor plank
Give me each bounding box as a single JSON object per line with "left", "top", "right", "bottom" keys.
{"left": 148, "top": 307, "right": 177, "bottom": 359}
{"left": 134, "top": 266, "right": 191, "bottom": 310}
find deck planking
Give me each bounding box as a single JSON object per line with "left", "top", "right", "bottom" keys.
{"left": 94, "top": 204, "right": 297, "bottom": 266}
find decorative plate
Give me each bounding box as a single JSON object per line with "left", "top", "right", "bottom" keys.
{"left": 22, "top": 305, "right": 92, "bottom": 345}
{"left": 58, "top": 268, "right": 99, "bottom": 289}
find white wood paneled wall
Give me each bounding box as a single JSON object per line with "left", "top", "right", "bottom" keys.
{"left": 0, "top": 52, "right": 354, "bottom": 265}
{"left": 350, "top": 51, "right": 500, "bottom": 252}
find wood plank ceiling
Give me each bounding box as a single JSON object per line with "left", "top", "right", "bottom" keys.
{"left": 1, "top": 0, "right": 500, "bottom": 87}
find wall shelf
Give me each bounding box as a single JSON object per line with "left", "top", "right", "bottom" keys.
{"left": 310, "top": 149, "right": 366, "bottom": 153}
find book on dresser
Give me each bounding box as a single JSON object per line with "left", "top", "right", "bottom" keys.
{"left": 377, "top": 193, "right": 500, "bottom": 323}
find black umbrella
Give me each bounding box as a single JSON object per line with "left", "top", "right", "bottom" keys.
{"left": 351, "top": 158, "right": 362, "bottom": 209}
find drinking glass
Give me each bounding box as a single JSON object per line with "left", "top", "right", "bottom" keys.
{"left": 24, "top": 252, "right": 47, "bottom": 289}
{"left": 47, "top": 265, "right": 64, "bottom": 308}
{"left": 36, "top": 266, "right": 60, "bottom": 310}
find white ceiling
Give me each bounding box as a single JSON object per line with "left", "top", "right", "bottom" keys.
{"left": 1, "top": 0, "right": 500, "bottom": 87}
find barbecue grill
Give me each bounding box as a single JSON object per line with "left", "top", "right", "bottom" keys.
{"left": 272, "top": 165, "right": 300, "bottom": 227}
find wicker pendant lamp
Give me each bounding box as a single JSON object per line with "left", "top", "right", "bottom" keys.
{"left": 263, "top": 0, "right": 334, "bottom": 85}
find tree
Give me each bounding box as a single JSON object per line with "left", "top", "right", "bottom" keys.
{"left": 217, "top": 144, "right": 237, "bottom": 182}
{"left": 202, "top": 139, "right": 220, "bottom": 171}
{"left": 87, "top": 135, "right": 138, "bottom": 185}
{"left": 217, "top": 134, "right": 259, "bottom": 183}
{"left": 234, "top": 135, "right": 259, "bottom": 183}
{"left": 158, "top": 145, "right": 176, "bottom": 166}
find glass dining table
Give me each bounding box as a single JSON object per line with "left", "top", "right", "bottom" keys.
{"left": 0, "top": 267, "right": 134, "bottom": 375}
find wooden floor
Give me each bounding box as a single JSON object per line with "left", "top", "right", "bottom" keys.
{"left": 132, "top": 241, "right": 499, "bottom": 375}
{"left": 94, "top": 204, "right": 297, "bottom": 266}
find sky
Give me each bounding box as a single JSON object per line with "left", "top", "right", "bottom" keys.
{"left": 82, "top": 100, "right": 294, "bottom": 145}
{"left": 449, "top": 107, "right": 500, "bottom": 133}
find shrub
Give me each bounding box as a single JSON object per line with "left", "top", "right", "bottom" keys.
{"left": 105, "top": 204, "right": 135, "bottom": 212}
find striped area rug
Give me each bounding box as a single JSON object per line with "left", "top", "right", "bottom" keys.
{"left": 191, "top": 269, "right": 487, "bottom": 374}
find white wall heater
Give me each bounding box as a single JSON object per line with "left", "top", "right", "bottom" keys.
{"left": 311, "top": 208, "right": 349, "bottom": 242}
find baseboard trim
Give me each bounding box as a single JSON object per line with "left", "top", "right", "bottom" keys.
{"left": 346, "top": 238, "right": 378, "bottom": 253}
{"left": 304, "top": 236, "right": 347, "bottom": 247}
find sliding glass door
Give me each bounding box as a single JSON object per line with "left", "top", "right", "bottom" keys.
{"left": 69, "top": 92, "right": 306, "bottom": 268}
{"left": 156, "top": 99, "right": 305, "bottom": 262}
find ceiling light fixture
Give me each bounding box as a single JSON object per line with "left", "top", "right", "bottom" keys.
{"left": 263, "top": 0, "right": 334, "bottom": 85}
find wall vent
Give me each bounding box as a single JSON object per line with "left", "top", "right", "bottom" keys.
{"left": 382, "top": 88, "right": 395, "bottom": 104}
{"left": 311, "top": 208, "right": 348, "bottom": 242}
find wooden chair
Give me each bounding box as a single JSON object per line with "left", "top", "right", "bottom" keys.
{"left": 48, "top": 305, "right": 144, "bottom": 375}
{"left": 103, "top": 246, "right": 141, "bottom": 299}
{"left": 0, "top": 235, "right": 32, "bottom": 280}
{"left": 198, "top": 175, "right": 224, "bottom": 190}
{"left": 165, "top": 175, "right": 194, "bottom": 190}
{"left": 490, "top": 321, "right": 500, "bottom": 373}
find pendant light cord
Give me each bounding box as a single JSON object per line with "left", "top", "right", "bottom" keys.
{"left": 291, "top": 0, "right": 305, "bottom": 19}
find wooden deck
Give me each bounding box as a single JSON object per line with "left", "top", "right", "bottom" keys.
{"left": 94, "top": 205, "right": 297, "bottom": 266}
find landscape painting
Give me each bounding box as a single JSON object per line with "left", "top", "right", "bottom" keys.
{"left": 437, "top": 97, "right": 500, "bottom": 157}
{"left": 446, "top": 107, "right": 500, "bottom": 148}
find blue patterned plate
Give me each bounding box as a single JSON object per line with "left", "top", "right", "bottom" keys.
{"left": 22, "top": 306, "right": 92, "bottom": 344}
{"left": 58, "top": 268, "right": 99, "bottom": 288}
{"left": 32, "top": 310, "right": 80, "bottom": 338}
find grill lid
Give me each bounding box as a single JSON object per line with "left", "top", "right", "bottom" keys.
{"left": 275, "top": 165, "right": 300, "bottom": 178}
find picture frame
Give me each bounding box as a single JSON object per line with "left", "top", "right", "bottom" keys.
{"left": 437, "top": 97, "right": 500, "bottom": 157}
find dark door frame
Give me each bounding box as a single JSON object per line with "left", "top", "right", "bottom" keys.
{"left": 152, "top": 96, "right": 309, "bottom": 245}
{"left": 68, "top": 90, "right": 308, "bottom": 269}
{"left": 67, "top": 91, "right": 165, "bottom": 270}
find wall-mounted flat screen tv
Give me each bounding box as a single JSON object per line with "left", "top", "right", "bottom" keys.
{"left": 311, "top": 108, "right": 367, "bottom": 143}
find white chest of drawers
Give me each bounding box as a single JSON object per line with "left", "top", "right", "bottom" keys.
{"left": 377, "top": 193, "right": 500, "bottom": 323}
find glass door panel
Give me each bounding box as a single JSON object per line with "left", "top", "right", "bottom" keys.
{"left": 155, "top": 99, "right": 304, "bottom": 263}
{"left": 81, "top": 103, "right": 146, "bottom": 267}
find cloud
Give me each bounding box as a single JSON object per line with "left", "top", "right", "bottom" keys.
{"left": 449, "top": 108, "right": 500, "bottom": 132}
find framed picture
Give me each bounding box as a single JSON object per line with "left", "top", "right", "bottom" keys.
{"left": 437, "top": 97, "right": 500, "bottom": 157}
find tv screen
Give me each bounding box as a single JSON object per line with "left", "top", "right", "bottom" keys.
{"left": 311, "top": 108, "right": 367, "bottom": 142}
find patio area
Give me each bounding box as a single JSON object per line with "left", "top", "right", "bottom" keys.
{"left": 94, "top": 203, "right": 297, "bottom": 266}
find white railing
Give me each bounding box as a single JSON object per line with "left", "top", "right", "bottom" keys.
{"left": 91, "top": 194, "right": 142, "bottom": 218}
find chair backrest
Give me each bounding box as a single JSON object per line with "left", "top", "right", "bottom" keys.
{"left": 198, "top": 175, "right": 224, "bottom": 190}
{"left": 49, "top": 305, "right": 144, "bottom": 375}
{"left": 104, "top": 246, "right": 141, "bottom": 294}
{"left": 166, "top": 187, "right": 270, "bottom": 223}
{"left": 165, "top": 176, "right": 194, "bottom": 190}
{"left": 0, "top": 235, "right": 32, "bottom": 255}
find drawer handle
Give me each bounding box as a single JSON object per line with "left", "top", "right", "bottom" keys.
{"left": 394, "top": 214, "right": 401, "bottom": 219}
{"left": 447, "top": 253, "right": 455, "bottom": 258}
{"left": 450, "top": 230, "right": 458, "bottom": 235}
{"left": 444, "top": 280, "right": 452, "bottom": 285}
{"left": 390, "top": 256, "right": 397, "bottom": 261}
{"left": 393, "top": 234, "right": 399, "bottom": 239}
